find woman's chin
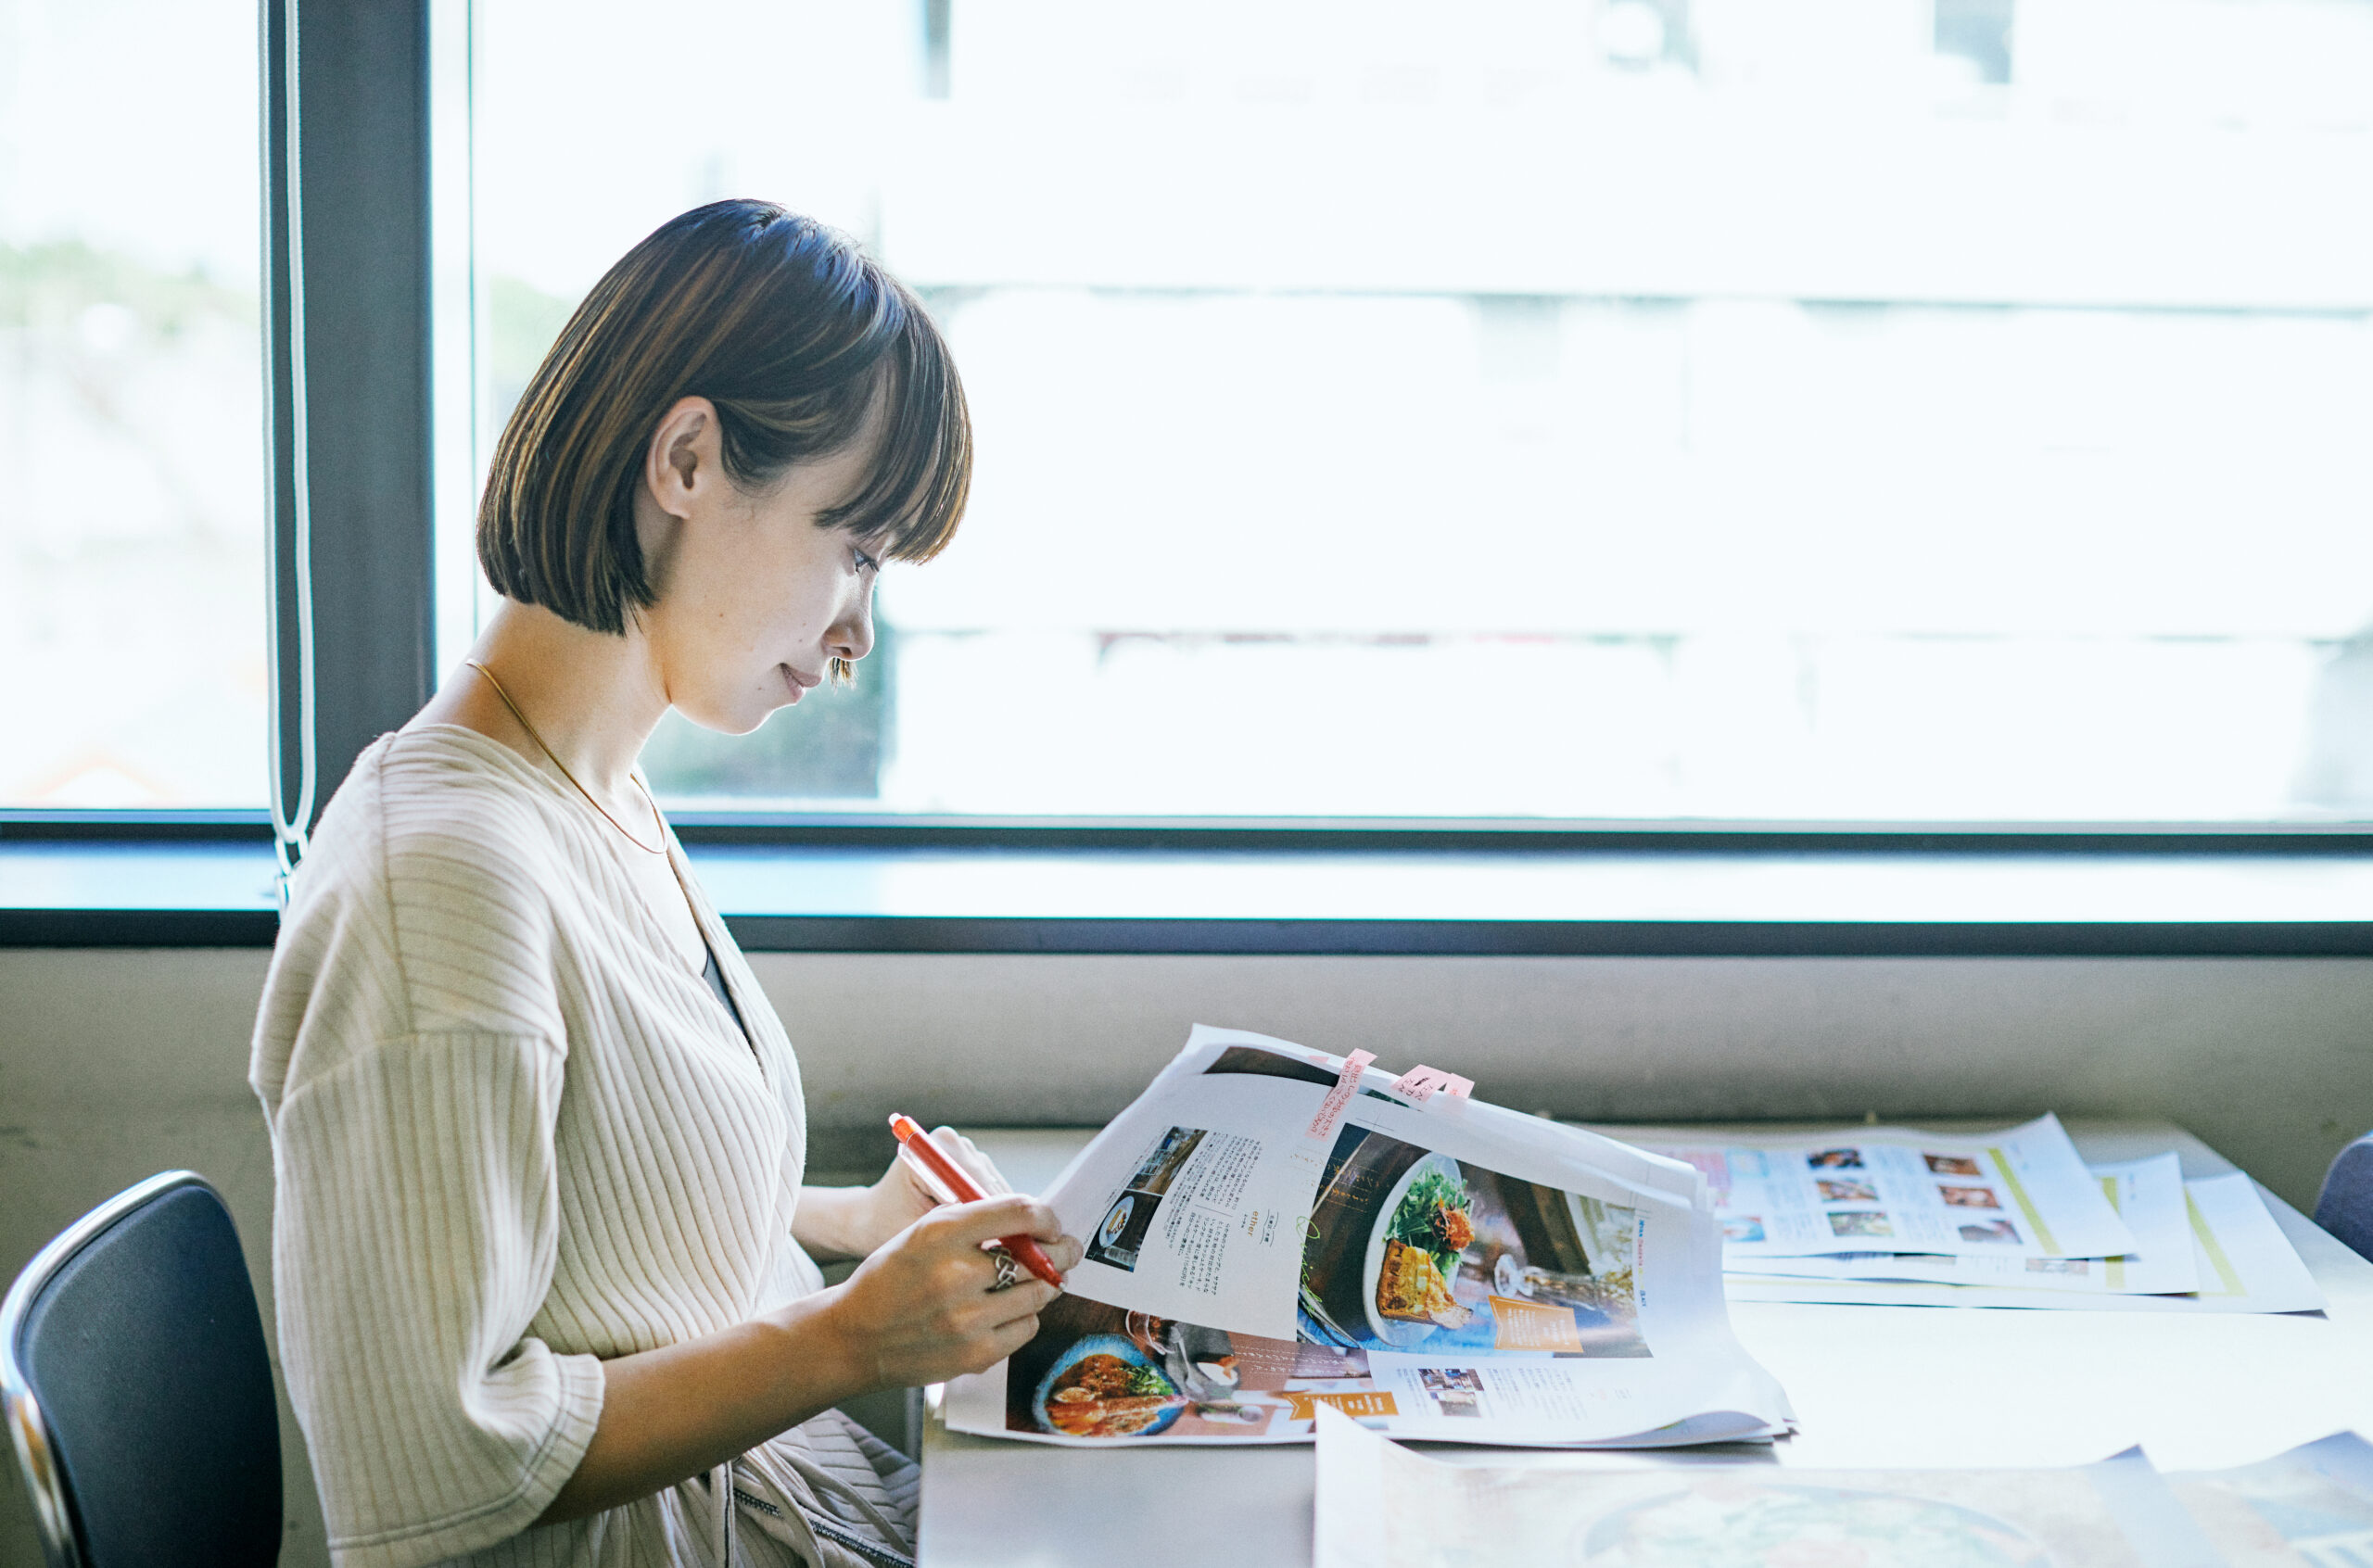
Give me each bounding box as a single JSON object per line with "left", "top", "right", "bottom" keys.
{"left": 675, "top": 698, "right": 773, "bottom": 739}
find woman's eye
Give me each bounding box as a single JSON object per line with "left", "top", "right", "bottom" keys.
{"left": 852, "top": 547, "right": 879, "bottom": 575}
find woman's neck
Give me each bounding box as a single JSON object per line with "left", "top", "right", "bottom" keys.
{"left": 412, "top": 600, "right": 671, "bottom": 803}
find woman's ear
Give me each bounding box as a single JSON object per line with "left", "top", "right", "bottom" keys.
{"left": 642, "top": 395, "right": 719, "bottom": 520}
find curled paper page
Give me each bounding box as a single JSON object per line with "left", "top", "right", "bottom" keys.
{"left": 1387, "top": 1066, "right": 1475, "bottom": 1106}
{"left": 945, "top": 1024, "right": 1793, "bottom": 1449}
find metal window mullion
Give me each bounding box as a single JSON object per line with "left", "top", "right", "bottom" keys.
{"left": 260, "top": 0, "right": 438, "bottom": 885}
{"left": 261, "top": 0, "right": 314, "bottom": 891}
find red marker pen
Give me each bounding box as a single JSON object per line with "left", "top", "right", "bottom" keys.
{"left": 888, "top": 1113, "right": 1066, "bottom": 1288}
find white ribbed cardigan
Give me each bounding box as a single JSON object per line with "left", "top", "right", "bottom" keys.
{"left": 251, "top": 727, "right": 914, "bottom": 1568}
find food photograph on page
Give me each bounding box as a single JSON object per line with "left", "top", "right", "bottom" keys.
{"left": 1005, "top": 1294, "right": 1379, "bottom": 1441}
{"left": 1299, "top": 1126, "right": 1648, "bottom": 1359}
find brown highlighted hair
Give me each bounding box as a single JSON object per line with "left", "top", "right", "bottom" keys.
{"left": 478, "top": 199, "right": 971, "bottom": 635}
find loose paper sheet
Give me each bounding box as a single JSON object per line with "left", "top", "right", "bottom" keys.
{"left": 1744, "top": 1154, "right": 2200, "bottom": 1295}
{"left": 1313, "top": 1406, "right": 2228, "bottom": 1568}
{"left": 1725, "top": 1171, "right": 2325, "bottom": 1314}
{"left": 1616, "top": 1115, "right": 2140, "bottom": 1260}
{"left": 944, "top": 1026, "right": 1795, "bottom": 1448}
{"left": 2168, "top": 1431, "right": 2373, "bottom": 1567}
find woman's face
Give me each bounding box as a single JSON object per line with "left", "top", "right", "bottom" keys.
{"left": 635, "top": 397, "right": 882, "bottom": 737}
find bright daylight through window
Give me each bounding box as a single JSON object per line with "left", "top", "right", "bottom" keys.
{"left": 10, "top": 1, "right": 2369, "bottom": 823}
{"left": 1, "top": 0, "right": 264, "bottom": 808}
{"left": 473, "top": 0, "right": 2373, "bottom": 823}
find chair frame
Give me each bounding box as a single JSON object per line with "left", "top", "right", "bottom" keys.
{"left": 1, "top": 1170, "right": 215, "bottom": 1568}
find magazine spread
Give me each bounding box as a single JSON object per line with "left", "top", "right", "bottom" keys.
{"left": 1614, "top": 1115, "right": 2141, "bottom": 1261}
{"left": 943, "top": 1026, "right": 1796, "bottom": 1448}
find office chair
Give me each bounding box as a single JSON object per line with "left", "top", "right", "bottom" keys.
{"left": 2316, "top": 1132, "right": 2373, "bottom": 1266}
{"left": 2, "top": 1171, "right": 282, "bottom": 1567}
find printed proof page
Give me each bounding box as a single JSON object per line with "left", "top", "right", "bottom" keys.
{"left": 1313, "top": 1407, "right": 2229, "bottom": 1568}
{"left": 1727, "top": 1170, "right": 2325, "bottom": 1314}
{"left": 1743, "top": 1155, "right": 2200, "bottom": 1295}
{"left": 1618, "top": 1116, "right": 2139, "bottom": 1260}
{"left": 944, "top": 1026, "right": 1794, "bottom": 1448}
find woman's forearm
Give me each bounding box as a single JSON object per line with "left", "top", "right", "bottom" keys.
{"left": 536, "top": 1195, "right": 1075, "bottom": 1529}
{"left": 535, "top": 1288, "right": 869, "bottom": 1525}
{"left": 791, "top": 1183, "right": 885, "bottom": 1262}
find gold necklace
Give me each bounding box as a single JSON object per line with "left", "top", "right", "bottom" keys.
{"left": 464, "top": 661, "right": 667, "bottom": 856}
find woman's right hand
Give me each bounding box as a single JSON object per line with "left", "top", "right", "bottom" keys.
{"left": 817, "top": 1195, "right": 1082, "bottom": 1390}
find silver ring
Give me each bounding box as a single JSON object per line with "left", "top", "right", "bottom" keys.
{"left": 989, "top": 1250, "right": 1022, "bottom": 1293}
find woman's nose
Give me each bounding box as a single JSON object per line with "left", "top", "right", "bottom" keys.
{"left": 828, "top": 590, "right": 875, "bottom": 665}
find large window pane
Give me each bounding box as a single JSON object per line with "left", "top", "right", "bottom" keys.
{"left": 470, "top": 0, "right": 2373, "bottom": 820}
{"left": 0, "top": 0, "right": 264, "bottom": 807}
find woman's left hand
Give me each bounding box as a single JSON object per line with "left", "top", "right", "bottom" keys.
{"left": 863, "top": 1125, "right": 1012, "bottom": 1249}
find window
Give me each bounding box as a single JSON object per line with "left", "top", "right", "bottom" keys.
{"left": 21, "top": 0, "right": 2363, "bottom": 826}
{"left": 0, "top": 0, "right": 265, "bottom": 808}
{"left": 469, "top": 0, "right": 2373, "bottom": 824}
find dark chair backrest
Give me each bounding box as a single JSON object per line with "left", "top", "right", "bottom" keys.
{"left": 2, "top": 1171, "right": 282, "bottom": 1568}
{"left": 2316, "top": 1133, "right": 2373, "bottom": 1266}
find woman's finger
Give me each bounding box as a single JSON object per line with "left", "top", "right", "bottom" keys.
{"left": 921, "top": 1194, "right": 1059, "bottom": 1249}
{"left": 983, "top": 1279, "right": 1060, "bottom": 1327}
{"left": 984, "top": 1313, "right": 1044, "bottom": 1364}
{"left": 1042, "top": 1234, "right": 1085, "bottom": 1273}
{"left": 932, "top": 1124, "right": 1013, "bottom": 1195}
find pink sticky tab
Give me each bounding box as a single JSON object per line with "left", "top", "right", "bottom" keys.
{"left": 1306, "top": 1049, "right": 1378, "bottom": 1140}
{"left": 1388, "top": 1065, "right": 1476, "bottom": 1105}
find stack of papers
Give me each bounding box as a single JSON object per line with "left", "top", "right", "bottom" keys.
{"left": 946, "top": 1026, "right": 1795, "bottom": 1448}
{"left": 1316, "top": 1408, "right": 2373, "bottom": 1568}
{"left": 1608, "top": 1118, "right": 2325, "bottom": 1314}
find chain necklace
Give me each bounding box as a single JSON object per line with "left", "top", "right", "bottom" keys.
{"left": 464, "top": 660, "right": 667, "bottom": 856}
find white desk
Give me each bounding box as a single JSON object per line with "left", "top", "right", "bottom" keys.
{"left": 917, "top": 1123, "right": 2373, "bottom": 1568}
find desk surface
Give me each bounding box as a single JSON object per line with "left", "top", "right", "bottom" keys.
{"left": 917, "top": 1121, "right": 2373, "bottom": 1568}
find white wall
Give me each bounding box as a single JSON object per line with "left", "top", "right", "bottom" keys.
{"left": 6, "top": 946, "right": 2371, "bottom": 1566}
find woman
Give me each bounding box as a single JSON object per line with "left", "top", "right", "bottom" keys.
{"left": 249, "top": 199, "right": 1080, "bottom": 1568}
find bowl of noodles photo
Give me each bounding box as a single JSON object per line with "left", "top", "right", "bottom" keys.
{"left": 1030, "top": 1334, "right": 1188, "bottom": 1439}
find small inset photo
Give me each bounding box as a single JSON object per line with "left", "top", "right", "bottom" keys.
{"left": 1721, "top": 1216, "right": 1767, "bottom": 1244}
{"left": 1960, "top": 1219, "right": 2022, "bottom": 1244}
{"left": 1938, "top": 1184, "right": 2000, "bottom": 1209}
{"left": 1816, "top": 1179, "right": 1878, "bottom": 1204}
{"left": 1808, "top": 1149, "right": 1864, "bottom": 1170}
{"left": 1434, "top": 1392, "right": 1483, "bottom": 1418}
{"left": 1418, "top": 1367, "right": 1484, "bottom": 1394}
{"left": 1924, "top": 1154, "right": 1983, "bottom": 1177}
{"left": 1828, "top": 1210, "right": 1894, "bottom": 1238}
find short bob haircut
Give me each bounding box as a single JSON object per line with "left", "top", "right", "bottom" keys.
{"left": 478, "top": 199, "right": 971, "bottom": 637}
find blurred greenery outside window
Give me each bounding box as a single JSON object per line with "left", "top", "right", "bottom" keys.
{"left": 1, "top": 0, "right": 264, "bottom": 809}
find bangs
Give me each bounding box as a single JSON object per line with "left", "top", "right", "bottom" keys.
{"left": 816, "top": 287, "right": 972, "bottom": 563}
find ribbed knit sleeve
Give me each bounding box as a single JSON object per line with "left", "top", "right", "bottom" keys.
{"left": 254, "top": 728, "right": 821, "bottom": 1568}
{"left": 271, "top": 1031, "right": 604, "bottom": 1568}
{"left": 254, "top": 735, "right": 608, "bottom": 1568}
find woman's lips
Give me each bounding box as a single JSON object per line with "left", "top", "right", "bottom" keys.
{"left": 781, "top": 664, "right": 821, "bottom": 702}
